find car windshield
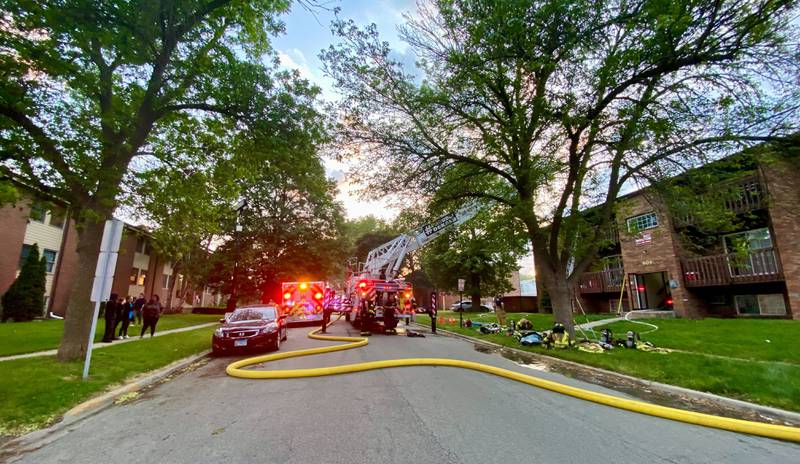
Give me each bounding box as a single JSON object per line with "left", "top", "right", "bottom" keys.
{"left": 229, "top": 307, "right": 277, "bottom": 322}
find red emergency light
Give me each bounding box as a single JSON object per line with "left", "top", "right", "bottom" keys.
{"left": 666, "top": 298, "right": 674, "bottom": 305}
{"left": 404, "top": 292, "right": 411, "bottom": 298}
{"left": 314, "top": 292, "right": 323, "bottom": 300}
{"left": 283, "top": 292, "right": 292, "bottom": 300}
{"left": 637, "top": 285, "right": 645, "bottom": 292}
{"left": 358, "top": 281, "right": 367, "bottom": 289}
{"left": 299, "top": 282, "right": 308, "bottom": 290}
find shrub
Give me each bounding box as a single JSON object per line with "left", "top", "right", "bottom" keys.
{"left": 1, "top": 243, "right": 46, "bottom": 322}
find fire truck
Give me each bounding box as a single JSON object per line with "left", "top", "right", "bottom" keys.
{"left": 281, "top": 281, "right": 326, "bottom": 324}
{"left": 346, "top": 202, "right": 480, "bottom": 328}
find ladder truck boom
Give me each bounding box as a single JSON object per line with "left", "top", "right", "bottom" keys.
{"left": 363, "top": 201, "right": 481, "bottom": 280}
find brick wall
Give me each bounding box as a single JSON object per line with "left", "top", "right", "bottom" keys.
{"left": 762, "top": 158, "right": 800, "bottom": 319}
{"left": 48, "top": 216, "right": 80, "bottom": 315}
{"left": 112, "top": 232, "right": 138, "bottom": 298}
{"left": 0, "top": 201, "right": 30, "bottom": 297}
{"left": 617, "top": 194, "right": 706, "bottom": 318}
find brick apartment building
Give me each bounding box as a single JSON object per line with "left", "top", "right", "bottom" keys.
{"left": 567, "top": 150, "right": 799, "bottom": 320}
{"left": 0, "top": 183, "right": 216, "bottom": 317}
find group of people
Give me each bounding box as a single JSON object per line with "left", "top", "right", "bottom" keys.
{"left": 101, "top": 292, "right": 163, "bottom": 342}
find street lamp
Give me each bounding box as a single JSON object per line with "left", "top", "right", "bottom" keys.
{"left": 226, "top": 200, "right": 248, "bottom": 311}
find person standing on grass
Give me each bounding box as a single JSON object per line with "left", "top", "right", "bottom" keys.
{"left": 140, "top": 294, "right": 163, "bottom": 338}
{"left": 132, "top": 292, "right": 146, "bottom": 325}
{"left": 101, "top": 293, "right": 119, "bottom": 343}
{"left": 117, "top": 296, "right": 133, "bottom": 339}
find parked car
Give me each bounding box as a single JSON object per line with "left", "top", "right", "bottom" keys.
{"left": 449, "top": 301, "right": 493, "bottom": 312}
{"left": 212, "top": 305, "right": 288, "bottom": 355}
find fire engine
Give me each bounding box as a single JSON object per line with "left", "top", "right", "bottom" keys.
{"left": 281, "top": 281, "right": 326, "bottom": 324}
{"left": 346, "top": 202, "right": 480, "bottom": 328}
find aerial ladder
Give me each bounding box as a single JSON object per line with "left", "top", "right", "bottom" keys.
{"left": 345, "top": 202, "right": 481, "bottom": 325}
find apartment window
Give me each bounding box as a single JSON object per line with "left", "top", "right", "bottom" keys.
{"left": 136, "top": 237, "right": 150, "bottom": 255}
{"left": 626, "top": 212, "right": 658, "bottom": 233}
{"left": 723, "top": 228, "right": 772, "bottom": 253}
{"left": 602, "top": 255, "right": 623, "bottom": 271}
{"left": 129, "top": 268, "right": 146, "bottom": 286}
{"left": 18, "top": 244, "right": 32, "bottom": 269}
{"left": 162, "top": 274, "right": 172, "bottom": 289}
{"left": 29, "top": 202, "right": 46, "bottom": 223}
{"left": 42, "top": 249, "right": 57, "bottom": 273}
{"left": 735, "top": 294, "right": 787, "bottom": 316}
{"left": 49, "top": 206, "right": 66, "bottom": 228}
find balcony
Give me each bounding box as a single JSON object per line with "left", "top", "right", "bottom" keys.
{"left": 681, "top": 248, "right": 782, "bottom": 287}
{"left": 673, "top": 174, "right": 767, "bottom": 227}
{"left": 578, "top": 269, "right": 624, "bottom": 293}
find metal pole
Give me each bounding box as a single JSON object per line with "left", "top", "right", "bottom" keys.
{"left": 82, "top": 299, "right": 102, "bottom": 380}
{"left": 459, "top": 291, "right": 463, "bottom": 328}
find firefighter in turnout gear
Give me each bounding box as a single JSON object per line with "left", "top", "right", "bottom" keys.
{"left": 360, "top": 300, "right": 372, "bottom": 336}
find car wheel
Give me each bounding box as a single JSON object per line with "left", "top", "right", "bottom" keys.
{"left": 272, "top": 334, "right": 280, "bottom": 351}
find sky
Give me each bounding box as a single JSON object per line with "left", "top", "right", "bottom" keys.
{"left": 271, "top": 0, "right": 417, "bottom": 220}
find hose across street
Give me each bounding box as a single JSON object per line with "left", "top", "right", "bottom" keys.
{"left": 225, "top": 321, "right": 800, "bottom": 443}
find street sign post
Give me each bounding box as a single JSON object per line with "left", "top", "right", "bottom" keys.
{"left": 430, "top": 291, "right": 437, "bottom": 334}
{"left": 83, "top": 219, "right": 124, "bottom": 380}
{"left": 457, "top": 278, "right": 465, "bottom": 328}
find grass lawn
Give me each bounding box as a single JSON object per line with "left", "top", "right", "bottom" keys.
{"left": 415, "top": 315, "right": 800, "bottom": 412}
{"left": 0, "top": 326, "right": 217, "bottom": 436}
{"left": 414, "top": 310, "right": 613, "bottom": 328}
{"left": 0, "top": 313, "right": 220, "bottom": 357}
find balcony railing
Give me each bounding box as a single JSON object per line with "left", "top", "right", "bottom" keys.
{"left": 673, "top": 174, "right": 767, "bottom": 227}
{"left": 681, "top": 248, "right": 782, "bottom": 287}
{"left": 578, "top": 268, "right": 625, "bottom": 293}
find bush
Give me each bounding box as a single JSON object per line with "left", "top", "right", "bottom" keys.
{"left": 1, "top": 244, "right": 46, "bottom": 322}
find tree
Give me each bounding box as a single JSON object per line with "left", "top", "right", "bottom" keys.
{"left": 322, "top": 0, "right": 799, "bottom": 333}
{"left": 203, "top": 151, "right": 347, "bottom": 303}
{"left": 0, "top": 1, "right": 322, "bottom": 359}
{"left": 1, "top": 244, "right": 46, "bottom": 322}
{"left": 421, "top": 208, "right": 526, "bottom": 320}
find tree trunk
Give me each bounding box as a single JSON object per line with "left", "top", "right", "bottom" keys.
{"left": 57, "top": 219, "right": 105, "bottom": 361}
{"left": 538, "top": 266, "right": 576, "bottom": 338}
{"left": 166, "top": 262, "right": 182, "bottom": 312}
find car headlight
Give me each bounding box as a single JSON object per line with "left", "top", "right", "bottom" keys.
{"left": 214, "top": 328, "right": 223, "bottom": 337}
{"left": 262, "top": 322, "right": 278, "bottom": 333}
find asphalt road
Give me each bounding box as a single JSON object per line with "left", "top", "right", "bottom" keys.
{"left": 11, "top": 322, "right": 800, "bottom": 464}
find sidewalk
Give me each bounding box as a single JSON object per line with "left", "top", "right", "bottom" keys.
{"left": 0, "top": 322, "right": 218, "bottom": 362}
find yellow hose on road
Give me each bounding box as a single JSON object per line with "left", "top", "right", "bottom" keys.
{"left": 226, "top": 322, "right": 800, "bottom": 443}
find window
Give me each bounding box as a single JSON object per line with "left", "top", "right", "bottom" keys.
{"left": 129, "top": 268, "right": 147, "bottom": 286}
{"left": 29, "top": 202, "right": 46, "bottom": 223}
{"left": 626, "top": 212, "right": 658, "bottom": 233}
{"left": 49, "top": 206, "right": 66, "bottom": 228}
{"left": 136, "top": 237, "right": 150, "bottom": 255}
{"left": 735, "top": 294, "right": 787, "bottom": 316}
{"left": 162, "top": 274, "right": 172, "bottom": 289}
{"left": 602, "top": 255, "right": 623, "bottom": 271}
{"left": 723, "top": 228, "right": 772, "bottom": 252}
{"left": 18, "top": 244, "right": 32, "bottom": 269}
{"left": 42, "top": 249, "right": 57, "bottom": 273}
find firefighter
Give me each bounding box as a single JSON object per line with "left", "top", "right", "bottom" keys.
{"left": 360, "top": 300, "right": 372, "bottom": 336}
{"left": 383, "top": 303, "right": 397, "bottom": 335}
{"left": 321, "top": 299, "right": 333, "bottom": 333}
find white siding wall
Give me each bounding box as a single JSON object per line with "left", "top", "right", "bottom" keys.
{"left": 133, "top": 252, "right": 150, "bottom": 271}
{"left": 22, "top": 215, "right": 66, "bottom": 300}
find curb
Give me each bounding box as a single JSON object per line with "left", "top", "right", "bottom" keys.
{"left": 414, "top": 323, "right": 800, "bottom": 426}
{"left": 0, "top": 350, "right": 211, "bottom": 458}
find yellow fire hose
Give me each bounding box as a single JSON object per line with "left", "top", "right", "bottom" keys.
{"left": 226, "top": 321, "right": 800, "bottom": 443}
